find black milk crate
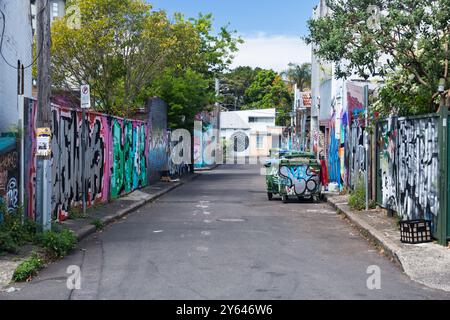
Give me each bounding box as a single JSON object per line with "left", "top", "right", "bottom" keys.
{"left": 400, "top": 219, "right": 432, "bottom": 244}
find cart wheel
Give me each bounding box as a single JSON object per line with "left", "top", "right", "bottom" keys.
{"left": 267, "top": 192, "right": 273, "bottom": 201}
{"left": 282, "top": 195, "right": 288, "bottom": 203}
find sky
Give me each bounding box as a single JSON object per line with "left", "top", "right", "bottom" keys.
{"left": 148, "top": 0, "right": 317, "bottom": 72}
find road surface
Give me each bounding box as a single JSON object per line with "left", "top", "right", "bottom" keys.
{"left": 1, "top": 165, "right": 449, "bottom": 300}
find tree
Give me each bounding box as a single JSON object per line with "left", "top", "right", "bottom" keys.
{"left": 305, "top": 0, "right": 450, "bottom": 116}
{"left": 51, "top": 0, "right": 241, "bottom": 118}
{"left": 241, "top": 69, "right": 293, "bottom": 126}
{"left": 220, "top": 66, "right": 261, "bottom": 110}
{"left": 147, "top": 68, "right": 214, "bottom": 130}
{"left": 281, "top": 62, "right": 311, "bottom": 91}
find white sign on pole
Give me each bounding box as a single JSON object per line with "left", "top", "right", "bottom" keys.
{"left": 81, "top": 84, "right": 91, "bottom": 109}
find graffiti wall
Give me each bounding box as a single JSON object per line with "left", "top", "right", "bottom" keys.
{"left": 348, "top": 122, "right": 366, "bottom": 189}
{"left": 377, "top": 118, "right": 398, "bottom": 211}
{"left": 377, "top": 116, "right": 439, "bottom": 224}
{"left": 25, "top": 101, "right": 150, "bottom": 221}
{"left": 0, "top": 140, "right": 19, "bottom": 216}
{"left": 327, "top": 81, "right": 367, "bottom": 191}
{"left": 147, "top": 97, "right": 169, "bottom": 183}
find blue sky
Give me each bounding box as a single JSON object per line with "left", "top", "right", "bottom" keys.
{"left": 148, "top": 0, "right": 317, "bottom": 71}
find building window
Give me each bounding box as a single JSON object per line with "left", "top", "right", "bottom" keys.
{"left": 248, "top": 117, "right": 275, "bottom": 123}
{"left": 256, "top": 135, "right": 264, "bottom": 149}
{"left": 52, "top": 2, "right": 59, "bottom": 20}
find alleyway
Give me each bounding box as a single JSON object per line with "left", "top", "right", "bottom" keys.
{"left": 1, "top": 165, "right": 449, "bottom": 300}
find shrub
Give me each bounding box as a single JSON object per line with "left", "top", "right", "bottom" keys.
{"left": 40, "top": 229, "right": 77, "bottom": 258}
{"left": 0, "top": 230, "right": 19, "bottom": 254}
{"left": 348, "top": 180, "right": 376, "bottom": 211}
{"left": 13, "top": 252, "right": 43, "bottom": 282}
{"left": 0, "top": 206, "right": 37, "bottom": 253}
{"left": 91, "top": 218, "right": 104, "bottom": 231}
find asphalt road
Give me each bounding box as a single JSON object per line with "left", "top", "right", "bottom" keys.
{"left": 2, "top": 165, "right": 449, "bottom": 300}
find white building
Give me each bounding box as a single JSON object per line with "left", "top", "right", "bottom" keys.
{"left": 220, "top": 109, "right": 285, "bottom": 157}
{"left": 0, "top": 0, "right": 34, "bottom": 132}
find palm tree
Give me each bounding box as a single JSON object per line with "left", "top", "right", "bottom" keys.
{"left": 282, "top": 62, "right": 312, "bottom": 91}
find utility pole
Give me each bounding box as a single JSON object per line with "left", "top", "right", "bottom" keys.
{"left": 364, "top": 85, "right": 369, "bottom": 211}
{"left": 36, "top": 0, "right": 51, "bottom": 127}
{"left": 215, "top": 78, "right": 221, "bottom": 165}
{"left": 36, "top": 0, "right": 52, "bottom": 231}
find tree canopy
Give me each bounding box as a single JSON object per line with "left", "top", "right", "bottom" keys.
{"left": 305, "top": 0, "right": 450, "bottom": 116}
{"left": 281, "top": 63, "right": 311, "bottom": 92}
{"left": 51, "top": 0, "right": 241, "bottom": 120}
{"left": 240, "top": 69, "right": 293, "bottom": 126}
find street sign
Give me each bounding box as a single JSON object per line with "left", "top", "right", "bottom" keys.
{"left": 36, "top": 127, "right": 52, "bottom": 157}
{"left": 80, "top": 84, "right": 91, "bottom": 109}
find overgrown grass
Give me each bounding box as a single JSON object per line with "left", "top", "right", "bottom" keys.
{"left": 12, "top": 252, "right": 43, "bottom": 282}
{"left": 39, "top": 229, "right": 77, "bottom": 258}
{"left": 91, "top": 218, "right": 104, "bottom": 231}
{"left": 348, "top": 180, "right": 376, "bottom": 211}
{"left": 68, "top": 207, "right": 87, "bottom": 220}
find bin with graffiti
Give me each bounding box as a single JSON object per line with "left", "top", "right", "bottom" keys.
{"left": 265, "top": 152, "right": 321, "bottom": 203}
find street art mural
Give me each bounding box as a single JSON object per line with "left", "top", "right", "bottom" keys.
{"left": 25, "top": 101, "right": 151, "bottom": 221}
{"left": 110, "top": 119, "right": 148, "bottom": 199}
{"left": 51, "top": 107, "right": 109, "bottom": 220}
{"left": 397, "top": 117, "right": 439, "bottom": 222}
{"left": 377, "top": 116, "right": 439, "bottom": 225}
{"left": 0, "top": 146, "right": 19, "bottom": 215}
{"left": 348, "top": 121, "right": 366, "bottom": 189}
{"left": 377, "top": 118, "right": 398, "bottom": 211}
{"left": 279, "top": 165, "right": 321, "bottom": 196}
{"left": 149, "top": 132, "right": 169, "bottom": 181}
{"left": 328, "top": 126, "right": 341, "bottom": 185}
{"left": 147, "top": 97, "right": 170, "bottom": 183}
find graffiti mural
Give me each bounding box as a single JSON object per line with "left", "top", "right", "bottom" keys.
{"left": 348, "top": 121, "right": 366, "bottom": 189}
{"left": 110, "top": 119, "right": 148, "bottom": 199}
{"left": 147, "top": 97, "right": 170, "bottom": 182}
{"left": 0, "top": 145, "right": 19, "bottom": 215}
{"left": 377, "top": 116, "right": 440, "bottom": 225}
{"left": 377, "top": 118, "right": 398, "bottom": 211}
{"left": 279, "top": 165, "right": 321, "bottom": 196}
{"left": 51, "top": 107, "right": 110, "bottom": 220}
{"left": 328, "top": 126, "right": 341, "bottom": 185}
{"left": 25, "top": 100, "right": 151, "bottom": 221}
{"left": 397, "top": 117, "right": 439, "bottom": 222}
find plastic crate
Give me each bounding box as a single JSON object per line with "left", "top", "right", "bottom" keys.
{"left": 400, "top": 219, "right": 432, "bottom": 244}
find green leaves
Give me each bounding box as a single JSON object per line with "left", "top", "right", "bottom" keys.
{"left": 52, "top": 1, "right": 240, "bottom": 118}
{"left": 306, "top": 0, "right": 450, "bottom": 116}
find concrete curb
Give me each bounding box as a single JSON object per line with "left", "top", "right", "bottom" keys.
{"left": 194, "top": 164, "right": 221, "bottom": 172}
{"left": 74, "top": 174, "right": 200, "bottom": 242}
{"left": 324, "top": 194, "right": 403, "bottom": 268}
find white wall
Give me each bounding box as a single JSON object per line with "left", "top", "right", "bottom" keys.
{"left": 0, "top": 0, "right": 33, "bottom": 132}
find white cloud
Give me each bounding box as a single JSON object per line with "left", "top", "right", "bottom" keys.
{"left": 231, "top": 33, "right": 311, "bottom": 72}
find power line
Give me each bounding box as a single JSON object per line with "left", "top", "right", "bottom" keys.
{"left": 0, "top": 0, "right": 49, "bottom": 70}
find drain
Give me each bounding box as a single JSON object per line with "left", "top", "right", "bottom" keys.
{"left": 217, "top": 218, "right": 246, "bottom": 222}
